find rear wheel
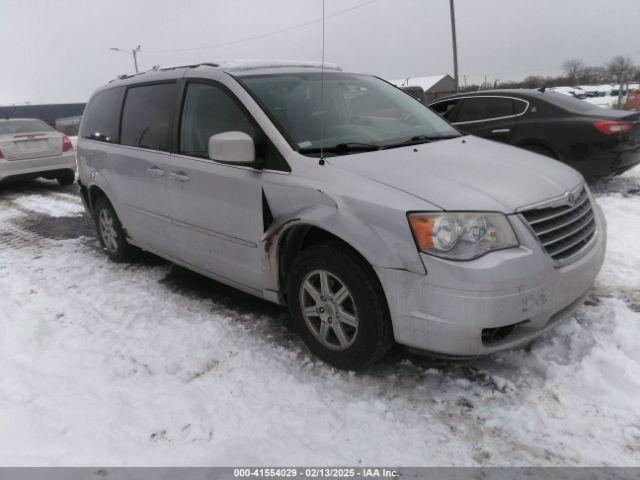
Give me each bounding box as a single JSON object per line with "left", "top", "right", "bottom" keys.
{"left": 57, "top": 171, "right": 75, "bottom": 186}
{"left": 93, "top": 197, "right": 137, "bottom": 262}
{"left": 287, "top": 242, "right": 394, "bottom": 370}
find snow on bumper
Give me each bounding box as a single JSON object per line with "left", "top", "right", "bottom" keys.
{"left": 377, "top": 204, "right": 607, "bottom": 356}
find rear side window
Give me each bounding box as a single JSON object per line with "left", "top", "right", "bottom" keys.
{"left": 79, "top": 87, "right": 124, "bottom": 143}
{"left": 456, "top": 97, "right": 514, "bottom": 122}
{"left": 121, "top": 83, "right": 176, "bottom": 151}
{"left": 430, "top": 99, "right": 460, "bottom": 121}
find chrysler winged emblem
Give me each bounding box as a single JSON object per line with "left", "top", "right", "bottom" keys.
{"left": 565, "top": 191, "right": 576, "bottom": 206}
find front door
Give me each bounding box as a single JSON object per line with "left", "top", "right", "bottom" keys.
{"left": 165, "top": 81, "right": 265, "bottom": 291}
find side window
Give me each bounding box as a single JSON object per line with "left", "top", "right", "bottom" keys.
{"left": 79, "top": 87, "right": 124, "bottom": 143}
{"left": 456, "top": 97, "right": 514, "bottom": 123}
{"left": 120, "top": 83, "right": 176, "bottom": 151}
{"left": 513, "top": 99, "right": 528, "bottom": 115}
{"left": 430, "top": 100, "right": 460, "bottom": 121}
{"left": 180, "top": 83, "right": 255, "bottom": 158}
{"left": 180, "top": 82, "right": 290, "bottom": 172}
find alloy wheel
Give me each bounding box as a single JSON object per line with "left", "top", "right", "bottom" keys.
{"left": 98, "top": 209, "right": 118, "bottom": 253}
{"left": 299, "top": 269, "right": 359, "bottom": 350}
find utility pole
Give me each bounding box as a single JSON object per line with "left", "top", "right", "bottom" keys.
{"left": 110, "top": 45, "right": 142, "bottom": 73}
{"left": 449, "top": 0, "right": 459, "bottom": 93}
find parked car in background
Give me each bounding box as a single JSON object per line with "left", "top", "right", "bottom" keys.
{"left": 579, "top": 85, "right": 622, "bottom": 109}
{"left": 0, "top": 118, "right": 76, "bottom": 185}
{"left": 550, "top": 86, "right": 587, "bottom": 99}
{"left": 429, "top": 89, "right": 640, "bottom": 178}
{"left": 77, "top": 61, "right": 605, "bottom": 370}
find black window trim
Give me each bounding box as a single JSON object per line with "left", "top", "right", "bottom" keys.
{"left": 430, "top": 95, "right": 530, "bottom": 126}
{"left": 119, "top": 79, "right": 178, "bottom": 153}
{"left": 174, "top": 77, "right": 291, "bottom": 173}
{"left": 80, "top": 86, "right": 126, "bottom": 144}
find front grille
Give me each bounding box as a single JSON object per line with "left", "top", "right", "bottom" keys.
{"left": 521, "top": 186, "right": 596, "bottom": 264}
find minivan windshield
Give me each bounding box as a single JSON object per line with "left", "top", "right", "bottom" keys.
{"left": 239, "top": 72, "right": 460, "bottom": 156}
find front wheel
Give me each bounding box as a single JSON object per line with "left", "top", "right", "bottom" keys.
{"left": 287, "top": 242, "right": 394, "bottom": 370}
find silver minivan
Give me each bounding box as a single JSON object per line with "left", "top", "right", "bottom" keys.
{"left": 77, "top": 61, "right": 606, "bottom": 370}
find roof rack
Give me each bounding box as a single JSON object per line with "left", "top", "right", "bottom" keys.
{"left": 109, "top": 62, "right": 220, "bottom": 83}
{"left": 159, "top": 62, "right": 219, "bottom": 72}
{"left": 217, "top": 60, "right": 341, "bottom": 71}
{"left": 108, "top": 60, "right": 341, "bottom": 83}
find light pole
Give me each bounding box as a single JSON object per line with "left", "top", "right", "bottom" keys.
{"left": 110, "top": 45, "right": 141, "bottom": 73}
{"left": 449, "top": 0, "right": 459, "bottom": 93}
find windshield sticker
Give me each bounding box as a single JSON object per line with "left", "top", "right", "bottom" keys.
{"left": 297, "top": 141, "right": 312, "bottom": 148}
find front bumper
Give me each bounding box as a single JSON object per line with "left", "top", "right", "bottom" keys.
{"left": 0, "top": 151, "right": 76, "bottom": 183}
{"left": 376, "top": 203, "right": 607, "bottom": 356}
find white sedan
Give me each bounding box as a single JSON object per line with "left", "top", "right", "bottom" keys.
{"left": 0, "top": 118, "right": 76, "bottom": 186}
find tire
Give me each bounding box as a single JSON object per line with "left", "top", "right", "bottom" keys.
{"left": 287, "top": 241, "right": 394, "bottom": 370}
{"left": 93, "top": 197, "right": 137, "bottom": 262}
{"left": 522, "top": 144, "right": 558, "bottom": 160}
{"left": 57, "top": 171, "right": 75, "bottom": 186}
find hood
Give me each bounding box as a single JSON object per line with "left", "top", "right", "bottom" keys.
{"left": 327, "top": 136, "right": 583, "bottom": 213}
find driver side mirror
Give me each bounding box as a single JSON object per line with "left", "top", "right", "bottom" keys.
{"left": 208, "top": 131, "right": 255, "bottom": 165}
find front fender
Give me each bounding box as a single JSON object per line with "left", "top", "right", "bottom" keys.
{"left": 260, "top": 189, "right": 426, "bottom": 301}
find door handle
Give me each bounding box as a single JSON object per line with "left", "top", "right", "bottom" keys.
{"left": 169, "top": 171, "right": 190, "bottom": 182}
{"left": 146, "top": 167, "right": 165, "bottom": 177}
{"left": 491, "top": 128, "right": 510, "bottom": 134}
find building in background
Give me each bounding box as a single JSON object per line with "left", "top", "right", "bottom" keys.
{"left": 389, "top": 74, "right": 456, "bottom": 101}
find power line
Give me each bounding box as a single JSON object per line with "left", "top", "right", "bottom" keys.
{"left": 144, "top": 0, "right": 380, "bottom": 54}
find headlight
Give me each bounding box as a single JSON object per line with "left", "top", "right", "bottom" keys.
{"left": 408, "top": 212, "right": 518, "bottom": 260}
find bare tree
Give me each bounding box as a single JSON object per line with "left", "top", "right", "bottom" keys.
{"left": 607, "top": 56, "right": 635, "bottom": 82}
{"left": 521, "top": 76, "right": 546, "bottom": 88}
{"left": 581, "top": 66, "right": 609, "bottom": 84}
{"left": 562, "top": 59, "right": 586, "bottom": 84}
{"left": 608, "top": 56, "right": 636, "bottom": 107}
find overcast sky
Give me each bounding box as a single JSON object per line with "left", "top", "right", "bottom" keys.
{"left": 2, "top": 0, "right": 639, "bottom": 105}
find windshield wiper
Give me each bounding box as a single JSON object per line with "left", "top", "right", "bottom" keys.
{"left": 382, "top": 134, "right": 461, "bottom": 149}
{"left": 299, "top": 142, "right": 381, "bottom": 155}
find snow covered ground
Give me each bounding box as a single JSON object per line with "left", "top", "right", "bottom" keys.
{"left": 0, "top": 170, "right": 639, "bottom": 467}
